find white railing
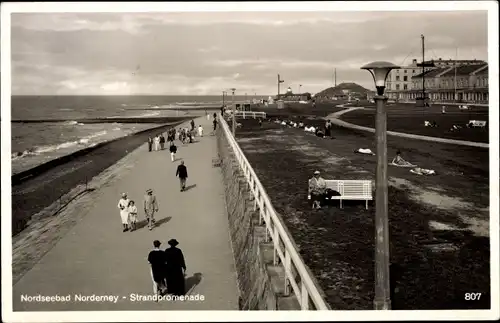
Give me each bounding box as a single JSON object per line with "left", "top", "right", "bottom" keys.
{"left": 217, "top": 114, "right": 329, "bottom": 310}
{"left": 232, "top": 111, "right": 266, "bottom": 119}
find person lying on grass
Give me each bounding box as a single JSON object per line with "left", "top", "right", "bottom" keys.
{"left": 354, "top": 148, "right": 375, "bottom": 155}
{"left": 315, "top": 128, "right": 325, "bottom": 138}
{"left": 391, "top": 150, "right": 417, "bottom": 167}
{"left": 308, "top": 170, "right": 327, "bottom": 210}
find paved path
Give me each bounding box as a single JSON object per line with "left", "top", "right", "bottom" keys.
{"left": 325, "top": 108, "right": 489, "bottom": 149}
{"left": 13, "top": 116, "right": 240, "bottom": 311}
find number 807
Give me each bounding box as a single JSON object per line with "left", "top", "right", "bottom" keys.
{"left": 465, "top": 293, "right": 481, "bottom": 300}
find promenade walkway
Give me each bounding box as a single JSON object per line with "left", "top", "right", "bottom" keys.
{"left": 12, "top": 116, "right": 240, "bottom": 311}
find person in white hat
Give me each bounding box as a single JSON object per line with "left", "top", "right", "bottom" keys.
{"left": 308, "top": 170, "right": 327, "bottom": 209}
{"left": 144, "top": 189, "right": 159, "bottom": 230}
{"left": 117, "top": 193, "right": 130, "bottom": 232}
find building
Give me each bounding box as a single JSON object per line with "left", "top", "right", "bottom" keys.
{"left": 421, "top": 58, "right": 486, "bottom": 68}
{"left": 385, "top": 59, "right": 421, "bottom": 100}
{"left": 275, "top": 86, "right": 312, "bottom": 101}
{"left": 409, "top": 63, "right": 488, "bottom": 103}
{"left": 387, "top": 57, "right": 488, "bottom": 103}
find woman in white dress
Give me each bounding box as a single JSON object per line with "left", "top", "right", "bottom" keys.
{"left": 198, "top": 125, "right": 203, "bottom": 137}
{"left": 117, "top": 193, "right": 130, "bottom": 232}
{"left": 154, "top": 135, "right": 160, "bottom": 151}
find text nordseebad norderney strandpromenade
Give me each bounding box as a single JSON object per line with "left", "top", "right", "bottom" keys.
{"left": 20, "top": 293, "right": 206, "bottom": 303}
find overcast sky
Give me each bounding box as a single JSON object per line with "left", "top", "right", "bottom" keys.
{"left": 10, "top": 10, "right": 488, "bottom": 95}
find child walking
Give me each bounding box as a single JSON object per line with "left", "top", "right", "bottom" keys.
{"left": 128, "top": 200, "right": 138, "bottom": 231}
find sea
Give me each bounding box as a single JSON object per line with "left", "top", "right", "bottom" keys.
{"left": 8, "top": 95, "right": 263, "bottom": 175}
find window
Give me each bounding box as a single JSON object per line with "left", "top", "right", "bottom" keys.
{"left": 387, "top": 84, "right": 391, "bottom": 90}
{"left": 396, "top": 76, "right": 400, "bottom": 81}
{"left": 413, "top": 69, "right": 416, "bottom": 73}
{"left": 404, "top": 70, "right": 407, "bottom": 73}
{"left": 403, "top": 84, "right": 408, "bottom": 90}
{"left": 403, "top": 76, "right": 408, "bottom": 81}
{"left": 396, "top": 84, "right": 400, "bottom": 90}
{"left": 396, "top": 70, "right": 400, "bottom": 74}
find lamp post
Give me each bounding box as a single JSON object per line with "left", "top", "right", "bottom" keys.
{"left": 299, "top": 84, "right": 302, "bottom": 94}
{"left": 231, "top": 88, "right": 236, "bottom": 136}
{"left": 361, "top": 61, "right": 400, "bottom": 311}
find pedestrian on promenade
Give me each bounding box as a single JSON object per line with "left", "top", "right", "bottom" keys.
{"left": 148, "top": 240, "right": 167, "bottom": 297}
{"left": 213, "top": 112, "right": 217, "bottom": 120}
{"left": 198, "top": 125, "right": 204, "bottom": 137}
{"left": 190, "top": 119, "right": 195, "bottom": 131}
{"left": 144, "top": 189, "right": 159, "bottom": 230}
{"left": 159, "top": 134, "right": 165, "bottom": 150}
{"left": 154, "top": 135, "right": 160, "bottom": 151}
{"left": 164, "top": 239, "right": 186, "bottom": 296}
{"left": 117, "top": 193, "right": 130, "bottom": 232}
{"left": 148, "top": 137, "right": 153, "bottom": 152}
{"left": 169, "top": 143, "right": 177, "bottom": 162}
{"left": 213, "top": 118, "right": 218, "bottom": 132}
{"left": 187, "top": 131, "right": 193, "bottom": 143}
{"left": 128, "top": 200, "right": 138, "bottom": 231}
{"left": 207, "top": 112, "right": 210, "bottom": 121}
{"left": 176, "top": 161, "right": 188, "bottom": 192}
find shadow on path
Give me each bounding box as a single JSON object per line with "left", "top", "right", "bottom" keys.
{"left": 184, "top": 184, "right": 197, "bottom": 192}
{"left": 185, "top": 272, "right": 203, "bottom": 295}
{"left": 135, "top": 216, "right": 172, "bottom": 230}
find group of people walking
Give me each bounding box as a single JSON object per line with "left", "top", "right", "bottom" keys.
{"left": 115, "top": 116, "right": 218, "bottom": 298}
{"left": 148, "top": 134, "right": 166, "bottom": 152}
{"left": 148, "top": 239, "right": 187, "bottom": 297}
{"left": 117, "top": 189, "right": 159, "bottom": 231}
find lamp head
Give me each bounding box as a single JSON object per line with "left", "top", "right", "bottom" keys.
{"left": 361, "top": 61, "right": 400, "bottom": 96}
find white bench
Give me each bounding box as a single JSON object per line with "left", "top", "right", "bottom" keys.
{"left": 468, "top": 120, "right": 487, "bottom": 128}
{"left": 308, "top": 179, "right": 373, "bottom": 209}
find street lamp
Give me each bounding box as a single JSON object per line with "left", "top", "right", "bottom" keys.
{"left": 231, "top": 88, "right": 236, "bottom": 136}
{"left": 299, "top": 84, "right": 302, "bottom": 94}
{"left": 361, "top": 61, "right": 400, "bottom": 311}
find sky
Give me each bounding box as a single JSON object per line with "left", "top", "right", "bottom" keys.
{"left": 9, "top": 9, "right": 489, "bottom": 96}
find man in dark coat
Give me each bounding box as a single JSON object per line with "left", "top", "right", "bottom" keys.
{"left": 190, "top": 119, "right": 195, "bottom": 131}
{"left": 164, "top": 239, "right": 186, "bottom": 296}
{"left": 176, "top": 161, "right": 188, "bottom": 192}
{"left": 148, "top": 240, "right": 167, "bottom": 297}
{"left": 159, "top": 134, "right": 166, "bottom": 150}
{"left": 213, "top": 118, "right": 218, "bottom": 132}
{"left": 147, "top": 137, "right": 153, "bottom": 152}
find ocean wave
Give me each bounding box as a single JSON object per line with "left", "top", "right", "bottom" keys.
{"left": 11, "top": 130, "right": 108, "bottom": 159}
{"left": 65, "top": 121, "right": 79, "bottom": 125}
{"left": 59, "top": 108, "right": 74, "bottom": 111}
{"left": 112, "top": 127, "right": 121, "bottom": 131}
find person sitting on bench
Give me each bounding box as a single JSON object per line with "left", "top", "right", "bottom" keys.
{"left": 308, "top": 170, "right": 327, "bottom": 209}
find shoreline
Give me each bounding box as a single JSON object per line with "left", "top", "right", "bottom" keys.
{"left": 11, "top": 120, "right": 188, "bottom": 236}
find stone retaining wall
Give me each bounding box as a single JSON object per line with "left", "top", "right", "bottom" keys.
{"left": 216, "top": 128, "right": 301, "bottom": 310}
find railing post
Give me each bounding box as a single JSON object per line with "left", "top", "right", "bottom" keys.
{"left": 284, "top": 251, "right": 291, "bottom": 296}
{"left": 301, "top": 282, "right": 309, "bottom": 310}
{"left": 273, "top": 225, "right": 279, "bottom": 265}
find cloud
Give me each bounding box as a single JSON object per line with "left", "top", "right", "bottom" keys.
{"left": 9, "top": 11, "right": 489, "bottom": 95}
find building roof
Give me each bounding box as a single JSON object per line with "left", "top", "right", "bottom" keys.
{"left": 441, "top": 63, "right": 488, "bottom": 77}
{"left": 412, "top": 67, "right": 450, "bottom": 79}
{"left": 423, "top": 59, "right": 486, "bottom": 65}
